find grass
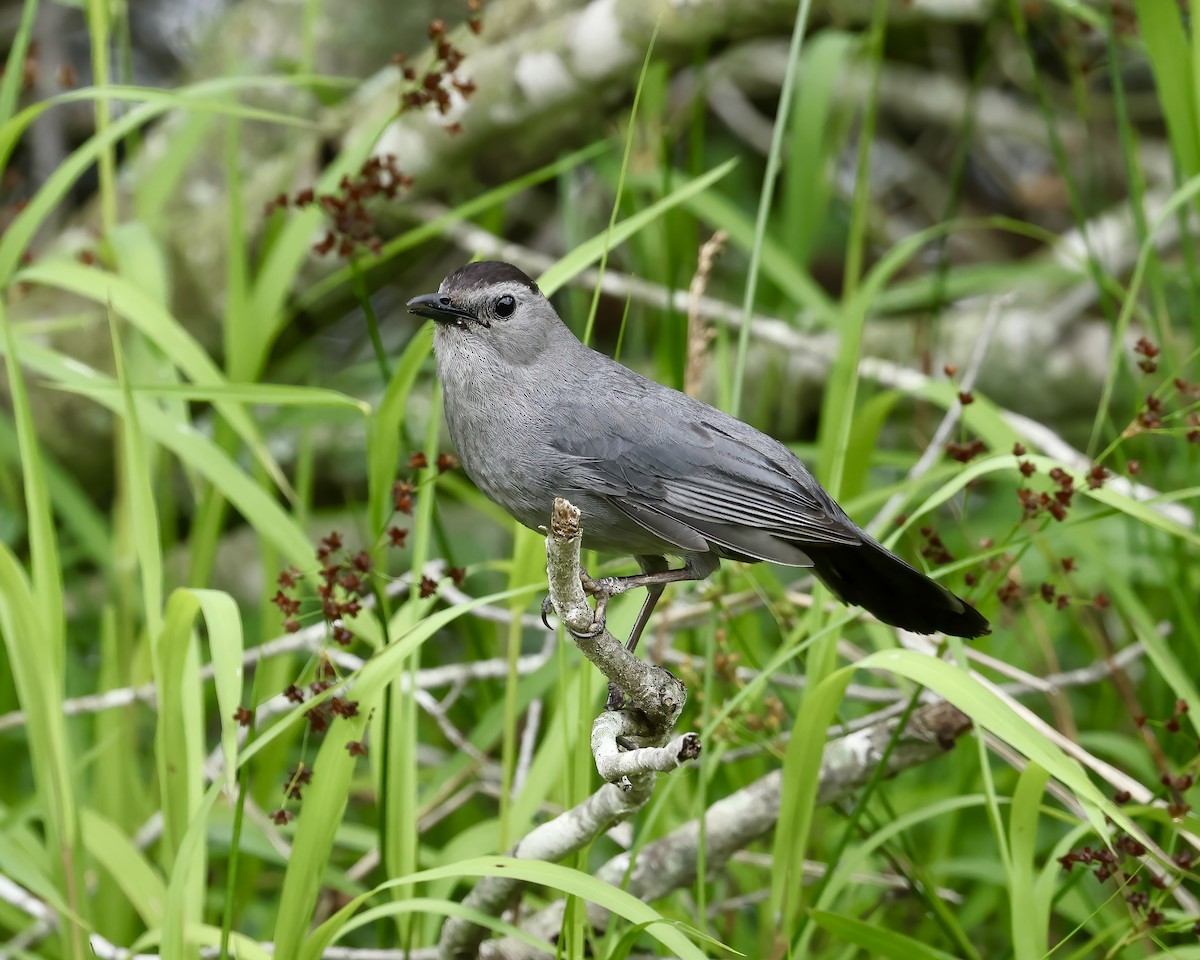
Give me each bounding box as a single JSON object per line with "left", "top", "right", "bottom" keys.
{"left": 1, "top": 1, "right": 1200, "bottom": 959}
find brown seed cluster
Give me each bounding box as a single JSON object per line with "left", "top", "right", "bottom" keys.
{"left": 918, "top": 526, "right": 954, "bottom": 565}
{"left": 1134, "top": 337, "right": 1159, "bottom": 375}
{"left": 271, "top": 529, "right": 383, "bottom": 641}
{"left": 945, "top": 437, "right": 986, "bottom": 463}
{"left": 679, "top": 630, "right": 786, "bottom": 741}
{"left": 1056, "top": 826, "right": 1200, "bottom": 933}
{"left": 264, "top": 451, "right": 465, "bottom": 824}
{"left": 393, "top": 5, "right": 482, "bottom": 119}
{"left": 264, "top": 154, "right": 414, "bottom": 259}
{"left": 1122, "top": 339, "right": 1200, "bottom": 441}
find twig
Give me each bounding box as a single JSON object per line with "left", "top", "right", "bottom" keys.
{"left": 511, "top": 698, "right": 542, "bottom": 799}
{"left": 591, "top": 712, "right": 701, "bottom": 786}
{"left": 685, "top": 230, "right": 727, "bottom": 397}
{"left": 437, "top": 778, "right": 658, "bottom": 960}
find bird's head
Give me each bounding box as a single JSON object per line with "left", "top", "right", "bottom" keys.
{"left": 407, "top": 261, "right": 568, "bottom": 368}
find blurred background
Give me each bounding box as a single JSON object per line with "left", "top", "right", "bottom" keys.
{"left": 1, "top": 0, "right": 1199, "bottom": 957}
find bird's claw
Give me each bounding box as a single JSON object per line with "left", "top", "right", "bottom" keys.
{"left": 541, "top": 570, "right": 617, "bottom": 637}
{"left": 541, "top": 592, "right": 608, "bottom": 638}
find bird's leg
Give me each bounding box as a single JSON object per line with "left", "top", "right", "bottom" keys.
{"left": 539, "top": 558, "right": 693, "bottom": 637}
{"left": 604, "top": 555, "right": 669, "bottom": 712}
{"left": 617, "top": 555, "right": 670, "bottom": 654}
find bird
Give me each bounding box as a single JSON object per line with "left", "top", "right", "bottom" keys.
{"left": 407, "top": 260, "right": 990, "bottom": 650}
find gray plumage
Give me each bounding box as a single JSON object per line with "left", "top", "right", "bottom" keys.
{"left": 408, "top": 261, "right": 989, "bottom": 640}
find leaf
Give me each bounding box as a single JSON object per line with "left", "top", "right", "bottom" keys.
{"left": 1009, "top": 763, "right": 1051, "bottom": 960}
{"left": 7, "top": 337, "right": 315, "bottom": 568}
{"left": 80, "top": 808, "right": 167, "bottom": 926}
{"left": 538, "top": 159, "right": 739, "bottom": 296}
{"left": 367, "top": 323, "right": 433, "bottom": 534}
{"left": 21, "top": 261, "right": 296, "bottom": 502}
{"left": 809, "top": 910, "right": 965, "bottom": 960}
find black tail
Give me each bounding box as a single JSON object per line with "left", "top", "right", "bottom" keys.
{"left": 808, "top": 536, "right": 990, "bottom": 638}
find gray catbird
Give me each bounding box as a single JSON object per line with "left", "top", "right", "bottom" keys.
{"left": 408, "top": 261, "right": 990, "bottom": 648}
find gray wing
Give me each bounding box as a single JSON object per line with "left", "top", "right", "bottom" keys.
{"left": 547, "top": 379, "right": 862, "bottom": 565}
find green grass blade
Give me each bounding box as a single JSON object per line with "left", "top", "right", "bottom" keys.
{"left": 538, "top": 158, "right": 738, "bottom": 296}
{"left": 809, "top": 910, "right": 965, "bottom": 960}
{"left": 21, "top": 261, "right": 296, "bottom": 502}
{"left": 0, "top": 303, "right": 66, "bottom": 666}
{"left": 6, "top": 339, "right": 315, "bottom": 568}
{"left": 730, "top": 0, "right": 814, "bottom": 416}
{"left": 1009, "top": 763, "right": 1051, "bottom": 960}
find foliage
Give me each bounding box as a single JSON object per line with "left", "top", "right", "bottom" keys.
{"left": 1, "top": 1, "right": 1199, "bottom": 958}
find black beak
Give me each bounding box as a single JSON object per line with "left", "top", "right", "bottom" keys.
{"left": 406, "top": 292, "right": 480, "bottom": 326}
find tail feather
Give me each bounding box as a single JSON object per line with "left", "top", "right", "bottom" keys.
{"left": 808, "top": 536, "right": 990, "bottom": 638}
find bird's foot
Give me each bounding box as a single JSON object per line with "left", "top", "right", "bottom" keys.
{"left": 539, "top": 573, "right": 612, "bottom": 638}
{"left": 581, "top": 572, "right": 630, "bottom": 599}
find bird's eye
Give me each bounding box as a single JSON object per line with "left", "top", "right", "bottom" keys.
{"left": 495, "top": 294, "right": 516, "bottom": 318}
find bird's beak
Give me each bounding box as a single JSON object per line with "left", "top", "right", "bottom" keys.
{"left": 406, "top": 292, "right": 476, "bottom": 325}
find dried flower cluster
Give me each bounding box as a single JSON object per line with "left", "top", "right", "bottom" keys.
{"left": 393, "top": 3, "right": 482, "bottom": 125}
{"left": 679, "top": 629, "right": 786, "bottom": 741}
{"left": 258, "top": 452, "right": 465, "bottom": 824}
{"left": 264, "top": 154, "right": 414, "bottom": 259}
{"left": 1124, "top": 339, "right": 1200, "bottom": 442}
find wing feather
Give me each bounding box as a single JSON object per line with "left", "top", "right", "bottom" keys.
{"left": 550, "top": 387, "right": 862, "bottom": 558}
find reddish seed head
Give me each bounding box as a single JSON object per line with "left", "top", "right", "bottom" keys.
{"left": 284, "top": 684, "right": 305, "bottom": 704}
{"left": 449, "top": 566, "right": 466, "bottom": 586}
{"left": 1012, "top": 442, "right": 1026, "bottom": 456}
{"left": 233, "top": 706, "right": 253, "bottom": 727}
{"left": 408, "top": 452, "right": 428, "bottom": 469}
{"left": 1134, "top": 337, "right": 1159, "bottom": 358}
{"left": 1018, "top": 460, "right": 1036, "bottom": 477}
{"left": 419, "top": 575, "right": 439, "bottom": 599}
{"left": 957, "top": 390, "right": 974, "bottom": 405}
{"left": 437, "top": 453, "right": 459, "bottom": 473}
{"left": 428, "top": 18, "right": 446, "bottom": 37}
{"left": 270, "top": 809, "right": 293, "bottom": 826}
{"left": 387, "top": 526, "right": 408, "bottom": 548}
{"left": 306, "top": 706, "right": 330, "bottom": 733}
{"left": 468, "top": 17, "right": 483, "bottom": 34}
{"left": 1094, "top": 592, "right": 1110, "bottom": 609}
{"left": 346, "top": 740, "right": 368, "bottom": 757}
